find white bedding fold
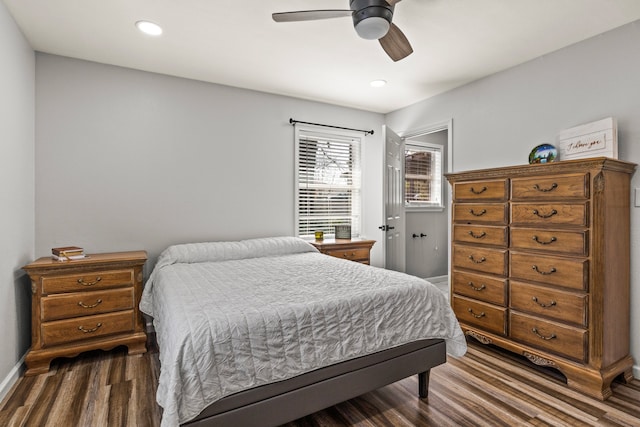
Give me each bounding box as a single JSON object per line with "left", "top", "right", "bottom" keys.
{"left": 140, "top": 237, "right": 467, "bottom": 427}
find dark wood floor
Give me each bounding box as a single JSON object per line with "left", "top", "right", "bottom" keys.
{"left": 1, "top": 338, "right": 639, "bottom": 426}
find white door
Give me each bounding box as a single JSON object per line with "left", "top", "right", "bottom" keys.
{"left": 381, "top": 126, "right": 406, "bottom": 272}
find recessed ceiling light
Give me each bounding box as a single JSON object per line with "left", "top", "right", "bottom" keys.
{"left": 370, "top": 80, "right": 387, "bottom": 88}
{"left": 136, "top": 20, "right": 163, "bottom": 36}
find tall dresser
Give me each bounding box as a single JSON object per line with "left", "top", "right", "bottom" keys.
{"left": 445, "top": 157, "right": 636, "bottom": 400}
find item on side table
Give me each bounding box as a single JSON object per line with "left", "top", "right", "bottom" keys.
{"left": 334, "top": 224, "right": 351, "bottom": 239}
{"left": 51, "top": 246, "right": 85, "bottom": 261}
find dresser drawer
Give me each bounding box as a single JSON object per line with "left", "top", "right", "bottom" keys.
{"left": 511, "top": 203, "right": 588, "bottom": 226}
{"left": 452, "top": 271, "right": 507, "bottom": 306}
{"left": 453, "top": 295, "right": 507, "bottom": 336}
{"left": 453, "top": 245, "right": 508, "bottom": 276}
{"left": 41, "top": 287, "right": 134, "bottom": 322}
{"left": 453, "top": 224, "right": 508, "bottom": 247}
{"left": 511, "top": 173, "right": 589, "bottom": 200}
{"left": 510, "top": 280, "right": 587, "bottom": 327}
{"left": 510, "top": 311, "right": 587, "bottom": 362}
{"left": 453, "top": 203, "right": 508, "bottom": 224}
{"left": 41, "top": 310, "right": 135, "bottom": 348}
{"left": 510, "top": 228, "right": 587, "bottom": 256}
{"left": 42, "top": 269, "right": 135, "bottom": 294}
{"left": 510, "top": 252, "right": 588, "bottom": 290}
{"left": 453, "top": 179, "right": 508, "bottom": 201}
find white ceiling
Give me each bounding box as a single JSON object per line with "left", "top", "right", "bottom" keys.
{"left": 5, "top": 0, "right": 640, "bottom": 113}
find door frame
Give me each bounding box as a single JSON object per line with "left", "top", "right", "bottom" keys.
{"left": 387, "top": 119, "right": 453, "bottom": 276}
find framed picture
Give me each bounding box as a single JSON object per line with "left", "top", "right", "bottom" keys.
{"left": 557, "top": 117, "right": 617, "bottom": 160}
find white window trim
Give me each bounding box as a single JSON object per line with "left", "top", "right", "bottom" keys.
{"left": 294, "top": 124, "right": 363, "bottom": 239}
{"left": 404, "top": 140, "right": 444, "bottom": 211}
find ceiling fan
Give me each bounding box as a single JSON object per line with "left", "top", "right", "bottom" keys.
{"left": 272, "top": 0, "right": 413, "bottom": 62}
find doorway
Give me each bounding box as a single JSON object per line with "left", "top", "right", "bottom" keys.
{"left": 383, "top": 121, "right": 452, "bottom": 293}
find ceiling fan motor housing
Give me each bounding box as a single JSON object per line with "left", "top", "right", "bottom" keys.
{"left": 351, "top": 0, "right": 394, "bottom": 39}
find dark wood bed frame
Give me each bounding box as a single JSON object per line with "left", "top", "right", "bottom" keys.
{"left": 183, "top": 338, "right": 447, "bottom": 427}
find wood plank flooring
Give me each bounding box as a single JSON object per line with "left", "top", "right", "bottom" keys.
{"left": 1, "top": 338, "right": 639, "bottom": 426}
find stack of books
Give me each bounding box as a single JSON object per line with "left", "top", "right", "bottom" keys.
{"left": 52, "top": 246, "right": 86, "bottom": 261}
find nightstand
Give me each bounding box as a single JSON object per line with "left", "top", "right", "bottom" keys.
{"left": 22, "top": 251, "right": 148, "bottom": 376}
{"left": 310, "top": 238, "right": 376, "bottom": 264}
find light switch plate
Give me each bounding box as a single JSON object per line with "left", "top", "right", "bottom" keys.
{"left": 635, "top": 188, "right": 640, "bottom": 207}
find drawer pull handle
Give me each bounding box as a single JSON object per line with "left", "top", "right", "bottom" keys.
{"left": 469, "top": 209, "right": 487, "bottom": 217}
{"left": 532, "top": 296, "right": 556, "bottom": 308}
{"left": 532, "top": 328, "right": 556, "bottom": 341}
{"left": 468, "top": 282, "right": 486, "bottom": 291}
{"left": 532, "top": 235, "right": 557, "bottom": 245}
{"left": 468, "top": 255, "right": 486, "bottom": 264}
{"left": 531, "top": 209, "right": 557, "bottom": 219}
{"left": 532, "top": 265, "right": 557, "bottom": 275}
{"left": 468, "top": 231, "right": 486, "bottom": 239}
{"left": 78, "top": 299, "right": 103, "bottom": 309}
{"left": 77, "top": 277, "right": 102, "bottom": 287}
{"left": 533, "top": 183, "right": 558, "bottom": 192}
{"left": 342, "top": 252, "right": 356, "bottom": 258}
{"left": 467, "top": 308, "right": 485, "bottom": 318}
{"left": 470, "top": 186, "right": 487, "bottom": 195}
{"left": 78, "top": 323, "right": 102, "bottom": 333}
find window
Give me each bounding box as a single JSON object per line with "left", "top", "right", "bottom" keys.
{"left": 404, "top": 142, "right": 443, "bottom": 208}
{"left": 295, "top": 127, "right": 361, "bottom": 239}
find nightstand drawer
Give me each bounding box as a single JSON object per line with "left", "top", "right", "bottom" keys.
{"left": 453, "top": 295, "right": 507, "bottom": 336}
{"left": 41, "top": 310, "right": 135, "bottom": 347}
{"left": 41, "top": 287, "right": 134, "bottom": 321}
{"left": 511, "top": 173, "right": 589, "bottom": 200}
{"left": 42, "top": 269, "right": 134, "bottom": 294}
{"left": 324, "top": 247, "right": 371, "bottom": 262}
{"left": 510, "top": 311, "right": 587, "bottom": 362}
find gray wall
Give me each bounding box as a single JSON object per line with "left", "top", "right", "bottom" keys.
{"left": 34, "top": 54, "right": 386, "bottom": 269}
{"left": 386, "top": 20, "right": 640, "bottom": 377}
{"left": 405, "top": 130, "right": 449, "bottom": 278}
{"left": 0, "top": 1, "right": 35, "bottom": 398}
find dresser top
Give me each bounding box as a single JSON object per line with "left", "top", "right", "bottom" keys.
{"left": 23, "top": 250, "right": 147, "bottom": 272}
{"left": 445, "top": 157, "right": 636, "bottom": 182}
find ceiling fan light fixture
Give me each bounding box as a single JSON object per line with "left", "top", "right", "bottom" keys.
{"left": 135, "top": 20, "right": 163, "bottom": 36}
{"left": 355, "top": 16, "right": 390, "bottom": 40}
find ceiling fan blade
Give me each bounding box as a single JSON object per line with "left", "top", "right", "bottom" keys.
{"left": 272, "top": 10, "right": 352, "bottom": 23}
{"left": 379, "top": 23, "right": 413, "bottom": 61}
{"left": 385, "top": 0, "right": 402, "bottom": 5}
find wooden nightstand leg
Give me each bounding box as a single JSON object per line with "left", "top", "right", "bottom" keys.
{"left": 24, "top": 356, "right": 52, "bottom": 376}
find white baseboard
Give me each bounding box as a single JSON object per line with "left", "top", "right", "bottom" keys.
{"left": 0, "top": 354, "right": 25, "bottom": 405}
{"left": 633, "top": 364, "right": 640, "bottom": 380}
{"left": 424, "top": 274, "right": 448, "bottom": 284}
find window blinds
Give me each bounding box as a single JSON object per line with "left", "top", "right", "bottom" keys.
{"left": 296, "top": 130, "right": 361, "bottom": 238}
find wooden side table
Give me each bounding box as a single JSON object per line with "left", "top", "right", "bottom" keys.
{"left": 310, "top": 238, "right": 375, "bottom": 264}
{"left": 22, "top": 251, "right": 148, "bottom": 375}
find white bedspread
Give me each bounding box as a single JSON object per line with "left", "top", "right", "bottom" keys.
{"left": 140, "top": 237, "right": 466, "bottom": 426}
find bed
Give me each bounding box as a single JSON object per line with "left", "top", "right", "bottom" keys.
{"left": 140, "top": 237, "right": 467, "bottom": 427}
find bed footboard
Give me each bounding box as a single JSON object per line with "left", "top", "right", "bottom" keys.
{"left": 183, "top": 339, "right": 446, "bottom": 427}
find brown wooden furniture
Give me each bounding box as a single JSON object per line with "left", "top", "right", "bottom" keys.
{"left": 445, "top": 157, "right": 636, "bottom": 400}
{"left": 310, "top": 238, "right": 375, "bottom": 264}
{"left": 22, "top": 251, "right": 148, "bottom": 375}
